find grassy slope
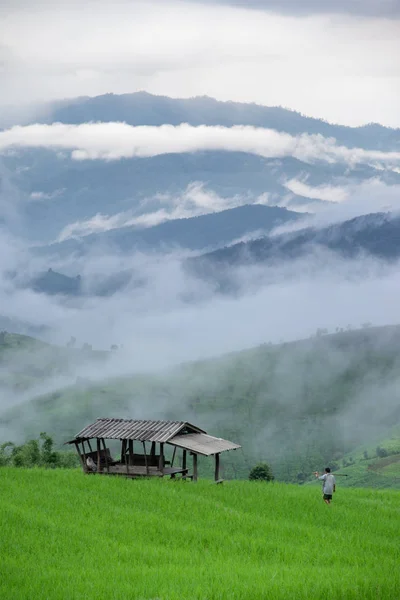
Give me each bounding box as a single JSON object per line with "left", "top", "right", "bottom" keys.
{"left": 1, "top": 469, "right": 399, "bottom": 600}
{"left": 329, "top": 427, "right": 400, "bottom": 489}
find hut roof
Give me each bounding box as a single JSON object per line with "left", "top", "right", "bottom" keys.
{"left": 168, "top": 433, "right": 241, "bottom": 456}
{"left": 66, "top": 418, "right": 241, "bottom": 455}
{"left": 68, "top": 418, "right": 205, "bottom": 443}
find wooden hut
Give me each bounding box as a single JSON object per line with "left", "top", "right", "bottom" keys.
{"left": 66, "top": 418, "right": 241, "bottom": 482}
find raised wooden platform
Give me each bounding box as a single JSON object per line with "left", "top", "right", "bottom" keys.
{"left": 96, "top": 465, "right": 189, "bottom": 478}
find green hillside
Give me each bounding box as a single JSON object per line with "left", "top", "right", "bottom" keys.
{"left": 1, "top": 325, "right": 400, "bottom": 485}
{"left": 323, "top": 428, "right": 400, "bottom": 489}
{"left": 1, "top": 469, "right": 399, "bottom": 600}
{"left": 0, "top": 331, "right": 108, "bottom": 391}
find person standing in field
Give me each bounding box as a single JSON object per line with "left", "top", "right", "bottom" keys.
{"left": 314, "top": 468, "right": 336, "bottom": 504}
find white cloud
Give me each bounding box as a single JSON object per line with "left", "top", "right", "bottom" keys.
{"left": 1, "top": 122, "right": 400, "bottom": 168}
{"left": 284, "top": 179, "right": 350, "bottom": 203}
{"left": 272, "top": 179, "right": 400, "bottom": 235}
{"left": 30, "top": 189, "right": 65, "bottom": 201}
{"left": 0, "top": 0, "right": 399, "bottom": 126}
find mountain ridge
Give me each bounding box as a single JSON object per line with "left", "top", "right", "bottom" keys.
{"left": 187, "top": 211, "right": 400, "bottom": 283}
{"left": 40, "top": 203, "right": 303, "bottom": 257}
{"left": 3, "top": 92, "right": 399, "bottom": 243}
{"left": 35, "top": 92, "right": 400, "bottom": 149}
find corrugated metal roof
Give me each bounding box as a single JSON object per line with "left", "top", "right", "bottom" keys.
{"left": 169, "top": 433, "right": 241, "bottom": 456}
{"left": 70, "top": 418, "right": 205, "bottom": 443}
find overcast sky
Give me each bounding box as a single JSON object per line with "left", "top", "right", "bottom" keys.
{"left": 0, "top": 0, "right": 399, "bottom": 126}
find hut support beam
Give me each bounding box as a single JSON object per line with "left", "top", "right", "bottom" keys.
{"left": 193, "top": 453, "right": 198, "bottom": 482}
{"left": 214, "top": 453, "right": 220, "bottom": 482}
{"left": 171, "top": 446, "right": 176, "bottom": 467}
{"left": 97, "top": 438, "right": 101, "bottom": 474}
{"left": 81, "top": 441, "right": 87, "bottom": 472}
{"left": 159, "top": 443, "right": 164, "bottom": 474}
{"left": 74, "top": 442, "right": 85, "bottom": 471}
{"left": 101, "top": 438, "right": 109, "bottom": 473}
{"left": 142, "top": 441, "right": 149, "bottom": 475}
{"left": 182, "top": 450, "right": 187, "bottom": 471}
{"left": 121, "top": 439, "right": 129, "bottom": 475}
{"left": 129, "top": 440, "right": 134, "bottom": 465}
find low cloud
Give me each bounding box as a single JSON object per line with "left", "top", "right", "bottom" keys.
{"left": 3, "top": 238, "right": 400, "bottom": 370}
{"left": 57, "top": 182, "right": 258, "bottom": 241}
{"left": 1, "top": 123, "right": 400, "bottom": 169}
{"left": 272, "top": 179, "right": 400, "bottom": 235}
{"left": 284, "top": 179, "right": 350, "bottom": 203}
{"left": 30, "top": 188, "right": 65, "bottom": 202}
{"left": 0, "top": 158, "right": 25, "bottom": 229}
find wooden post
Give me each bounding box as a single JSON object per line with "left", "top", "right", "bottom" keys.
{"left": 97, "top": 438, "right": 101, "bottom": 474}
{"left": 122, "top": 440, "right": 129, "bottom": 475}
{"left": 171, "top": 446, "right": 176, "bottom": 467}
{"left": 182, "top": 449, "right": 187, "bottom": 471}
{"left": 214, "top": 453, "right": 220, "bottom": 482}
{"left": 121, "top": 439, "right": 126, "bottom": 462}
{"left": 129, "top": 440, "right": 134, "bottom": 465}
{"left": 74, "top": 442, "right": 85, "bottom": 471}
{"left": 192, "top": 453, "right": 198, "bottom": 482}
{"left": 101, "top": 438, "right": 109, "bottom": 473}
{"left": 159, "top": 443, "right": 164, "bottom": 474}
{"left": 87, "top": 439, "right": 93, "bottom": 453}
{"left": 142, "top": 442, "right": 149, "bottom": 475}
{"left": 81, "top": 441, "right": 87, "bottom": 472}
{"left": 150, "top": 442, "right": 156, "bottom": 457}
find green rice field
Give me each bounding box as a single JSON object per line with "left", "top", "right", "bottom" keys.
{"left": 1, "top": 469, "right": 399, "bottom": 600}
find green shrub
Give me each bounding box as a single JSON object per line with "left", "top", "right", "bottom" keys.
{"left": 376, "top": 446, "right": 388, "bottom": 458}
{"left": 249, "top": 462, "right": 274, "bottom": 482}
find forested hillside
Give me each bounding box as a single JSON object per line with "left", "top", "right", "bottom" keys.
{"left": 2, "top": 325, "right": 400, "bottom": 485}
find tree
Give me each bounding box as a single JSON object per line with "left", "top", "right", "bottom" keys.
{"left": 0, "top": 442, "right": 14, "bottom": 466}
{"left": 40, "top": 432, "right": 58, "bottom": 467}
{"left": 249, "top": 462, "right": 274, "bottom": 482}
{"left": 12, "top": 439, "right": 41, "bottom": 467}
{"left": 376, "top": 446, "right": 388, "bottom": 458}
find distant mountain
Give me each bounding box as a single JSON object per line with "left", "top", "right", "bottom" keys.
{"left": 3, "top": 93, "right": 399, "bottom": 244}
{"left": 36, "top": 92, "right": 400, "bottom": 151}
{"left": 5, "top": 150, "right": 330, "bottom": 243}
{"left": 187, "top": 212, "right": 400, "bottom": 284}
{"left": 30, "top": 268, "right": 82, "bottom": 296}
{"left": 18, "top": 268, "right": 132, "bottom": 298}
{"left": 21, "top": 212, "right": 400, "bottom": 297}
{"left": 40, "top": 204, "right": 303, "bottom": 257}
